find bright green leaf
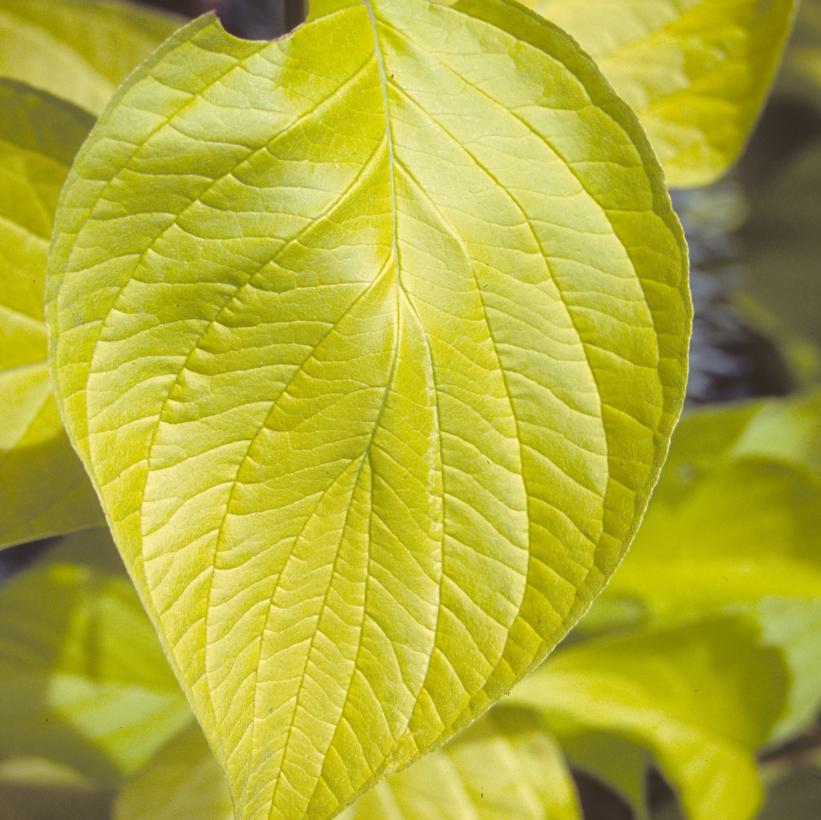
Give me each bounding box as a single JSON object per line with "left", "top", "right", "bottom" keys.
{"left": 0, "top": 529, "right": 191, "bottom": 785}
{"left": 116, "top": 709, "right": 581, "bottom": 820}
{"left": 589, "top": 393, "right": 821, "bottom": 625}
{"left": 525, "top": 0, "right": 798, "bottom": 186}
{"left": 46, "top": 2, "right": 689, "bottom": 816}
{"left": 0, "top": 0, "right": 182, "bottom": 114}
{"left": 0, "top": 80, "right": 103, "bottom": 548}
{"left": 756, "top": 597, "right": 821, "bottom": 744}
{"left": 510, "top": 601, "right": 821, "bottom": 820}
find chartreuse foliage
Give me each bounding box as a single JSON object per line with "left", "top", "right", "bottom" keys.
{"left": 511, "top": 600, "right": 821, "bottom": 820}
{"left": 0, "top": 0, "right": 188, "bottom": 548}
{"left": 0, "top": 0, "right": 182, "bottom": 114}
{"left": 584, "top": 392, "right": 821, "bottom": 629}
{"left": 525, "top": 0, "right": 798, "bottom": 187}
{"left": 341, "top": 709, "right": 579, "bottom": 820}
{"left": 0, "top": 80, "right": 103, "bottom": 548}
{"left": 115, "top": 710, "right": 580, "bottom": 820}
{"left": 46, "top": 0, "right": 690, "bottom": 816}
{"left": 1, "top": 396, "right": 818, "bottom": 819}
{"left": 0, "top": 529, "right": 190, "bottom": 785}
{"left": 0, "top": 534, "right": 583, "bottom": 820}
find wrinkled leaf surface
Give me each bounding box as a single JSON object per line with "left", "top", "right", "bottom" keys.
{"left": 47, "top": 1, "right": 689, "bottom": 815}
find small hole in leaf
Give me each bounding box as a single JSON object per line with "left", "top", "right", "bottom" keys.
{"left": 217, "top": 0, "right": 307, "bottom": 40}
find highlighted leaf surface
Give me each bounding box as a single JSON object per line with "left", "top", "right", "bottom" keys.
{"left": 47, "top": 1, "right": 689, "bottom": 816}
{"left": 0, "top": 81, "right": 103, "bottom": 548}
{"left": 527, "top": 0, "right": 798, "bottom": 186}
{"left": 0, "top": 0, "right": 182, "bottom": 114}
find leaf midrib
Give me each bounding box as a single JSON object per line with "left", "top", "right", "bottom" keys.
{"left": 265, "top": 7, "right": 406, "bottom": 813}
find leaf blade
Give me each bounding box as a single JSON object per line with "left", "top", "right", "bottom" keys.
{"left": 512, "top": 602, "right": 821, "bottom": 820}
{"left": 588, "top": 393, "right": 821, "bottom": 626}
{"left": 116, "top": 710, "right": 581, "bottom": 820}
{"left": 0, "top": 0, "right": 182, "bottom": 114}
{"left": 526, "top": 0, "right": 798, "bottom": 186}
{"left": 0, "top": 530, "right": 191, "bottom": 784}
{"left": 0, "top": 80, "right": 103, "bottom": 548}
{"left": 47, "top": 2, "right": 690, "bottom": 816}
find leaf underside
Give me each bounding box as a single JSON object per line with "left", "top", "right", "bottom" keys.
{"left": 47, "top": 0, "right": 689, "bottom": 817}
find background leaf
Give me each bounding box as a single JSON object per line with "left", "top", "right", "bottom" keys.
{"left": 0, "top": 529, "right": 191, "bottom": 785}
{"left": 116, "top": 709, "right": 581, "bottom": 820}
{"left": 114, "top": 724, "right": 233, "bottom": 820}
{"left": 0, "top": 80, "right": 103, "bottom": 548}
{"left": 342, "top": 708, "right": 580, "bottom": 820}
{"left": 583, "top": 393, "right": 821, "bottom": 628}
{"left": 511, "top": 601, "right": 821, "bottom": 820}
{"left": 0, "top": 0, "right": 182, "bottom": 114}
{"left": 47, "top": 1, "right": 689, "bottom": 816}
{"left": 525, "top": 0, "right": 798, "bottom": 186}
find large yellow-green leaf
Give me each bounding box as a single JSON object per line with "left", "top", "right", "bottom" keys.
{"left": 511, "top": 601, "right": 821, "bottom": 820}
{"left": 0, "top": 80, "right": 103, "bottom": 548}
{"left": 585, "top": 393, "right": 821, "bottom": 628}
{"left": 525, "top": 0, "right": 798, "bottom": 186}
{"left": 116, "top": 710, "right": 580, "bottom": 820}
{"left": 0, "top": 529, "right": 191, "bottom": 785}
{"left": 0, "top": 0, "right": 182, "bottom": 114}
{"left": 46, "top": 1, "right": 689, "bottom": 816}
